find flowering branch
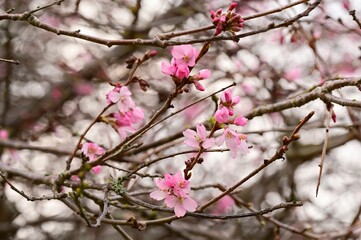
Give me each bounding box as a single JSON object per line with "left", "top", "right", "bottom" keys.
{"left": 198, "top": 111, "right": 314, "bottom": 212}
{"left": 0, "top": 0, "right": 320, "bottom": 48}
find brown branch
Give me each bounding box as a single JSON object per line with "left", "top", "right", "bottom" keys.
{"left": 243, "top": 0, "right": 310, "bottom": 21}
{"left": 321, "top": 93, "right": 361, "bottom": 108}
{"left": 246, "top": 78, "right": 361, "bottom": 120}
{"left": 0, "top": 0, "right": 320, "bottom": 48}
{"left": 91, "top": 187, "right": 110, "bottom": 227}
{"left": 65, "top": 103, "right": 112, "bottom": 170}
{"left": 0, "top": 171, "right": 67, "bottom": 201}
{"left": 349, "top": 10, "right": 361, "bottom": 29}
{"left": 111, "top": 193, "right": 303, "bottom": 221}
{"left": 0, "top": 139, "right": 73, "bottom": 155}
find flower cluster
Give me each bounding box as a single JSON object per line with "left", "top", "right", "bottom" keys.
{"left": 215, "top": 89, "right": 249, "bottom": 158}
{"left": 81, "top": 142, "right": 105, "bottom": 174}
{"left": 106, "top": 84, "right": 144, "bottom": 139}
{"left": 161, "top": 45, "right": 211, "bottom": 91}
{"left": 150, "top": 172, "right": 197, "bottom": 217}
{"left": 210, "top": 2, "right": 245, "bottom": 36}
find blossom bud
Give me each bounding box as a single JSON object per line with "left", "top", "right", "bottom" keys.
{"left": 210, "top": 10, "right": 216, "bottom": 19}
{"left": 228, "top": 2, "right": 237, "bottom": 11}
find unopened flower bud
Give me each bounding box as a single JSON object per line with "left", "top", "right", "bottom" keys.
{"left": 228, "top": 2, "right": 237, "bottom": 11}
{"left": 125, "top": 56, "right": 137, "bottom": 69}
{"left": 210, "top": 10, "right": 216, "bottom": 19}
{"left": 213, "top": 17, "right": 220, "bottom": 24}
{"left": 148, "top": 50, "right": 157, "bottom": 58}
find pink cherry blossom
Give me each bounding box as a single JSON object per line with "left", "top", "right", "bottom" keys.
{"left": 214, "top": 89, "right": 241, "bottom": 123}
{"left": 150, "top": 172, "right": 197, "bottom": 217}
{"left": 217, "top": 128, "right": 248, "bottom": 158}
{"left": 220, "top": 90, "right": 240, "bottom": 115}
{"left": 91, "top": 165, "right": 102, "bottom": 174}
{"left": 234, "top": 115, "right": 248, "bottom": 126}
{"left": 191, "top": 69, "right": 211, "bottom": 91}
{"left": 183, "top": 124, "right": 215, "bottom": 149}
{"left": 171, "top": 45, "right": 199, "bottom": 68}
{"left": 81, "top": 142, "right": 105, "bottom": 161}
{"left": 161, "top": 60, "right": 176, "bottom": 76}
{"left": 214, "top": 107, "right": 230, "bottom": 123}
{"left": 161, "top": 59, "right": 190, "bottom": 80}
{"left": 165, "top": 193, "right": 197, "bottom": 217}
{"left": 106, "top": 85, "right": 135, "bottom": 112}
{"left": 0, "top": 129, "right": 9, "bottom": 139}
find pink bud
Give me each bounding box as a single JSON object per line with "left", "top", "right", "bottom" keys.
{"left": 210, "top": 10, "right": 216, "bottom": 19}
{"left": 331, "top": 110, "right": 337, "bottom": 123}
{"left": 234, "top": 115, "right": 248, "bottom": 126}
{"left": 148, "top": 50, "right": 158, "bottom": 58}
{"left": 228, "top": 2, "right": 237, "bottom": 12}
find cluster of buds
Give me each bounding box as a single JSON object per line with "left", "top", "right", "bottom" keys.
{"left": 214, "top": 89, "right": 249, "bottom": 158}
{"left": 210, "top": 2, "right": 245, "bottom": 36}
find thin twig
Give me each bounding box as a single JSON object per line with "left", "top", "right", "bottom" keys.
{"left": 109, "top": 214, "right": 134, "bottom": 240}
{"left": 316, "top": 105, "right": 332, "bottom": 197}
{"left": 0, "top": 57, "right": 20, "bottom": 65}
{"left": 65, "top": 104, "right": 112, "bottom": 170}
{"left": 29, "top": 0, "right": 64, "bottom": 14}
{"left": 243, "top": 0, "right": 310, "bottom": 21}
{"left": 0, "top": 171, "right": 67, "bottom": 201}
{"left": 91, "top": 187, "right": 110, "bottom": 227}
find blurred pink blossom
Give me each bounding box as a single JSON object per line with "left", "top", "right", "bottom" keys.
{"left": 212, "top": 195, "right": 235, "bottom": 214}
{"left": 241, "top": 83, "right": 256, "bottom": 95}
{"left": 51, "top": 87, "right": 63, "bottom": 100}
{"left": 0, "top": 129, "right": 9, "bottom": 139}
{"left": 74, "top": 82, "right": 93, "bottom": 96}
{"left": 81, "top": 142, "right": 105, "bottom": 161}
{"left": 284, "top": 68, "right": 301, "bottom": 81}
{"left": 217, "top": 128, "right": 248, "bottom": 158}
{"left": 191, "top": 69, "right": 211, "bottom": 91}
{"left": 91, "top": 165, "right": 102, "bottom": 174}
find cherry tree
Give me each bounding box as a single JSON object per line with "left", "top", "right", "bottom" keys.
{"left": 1, "top": 0, "right": 361, "bottom": 239}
